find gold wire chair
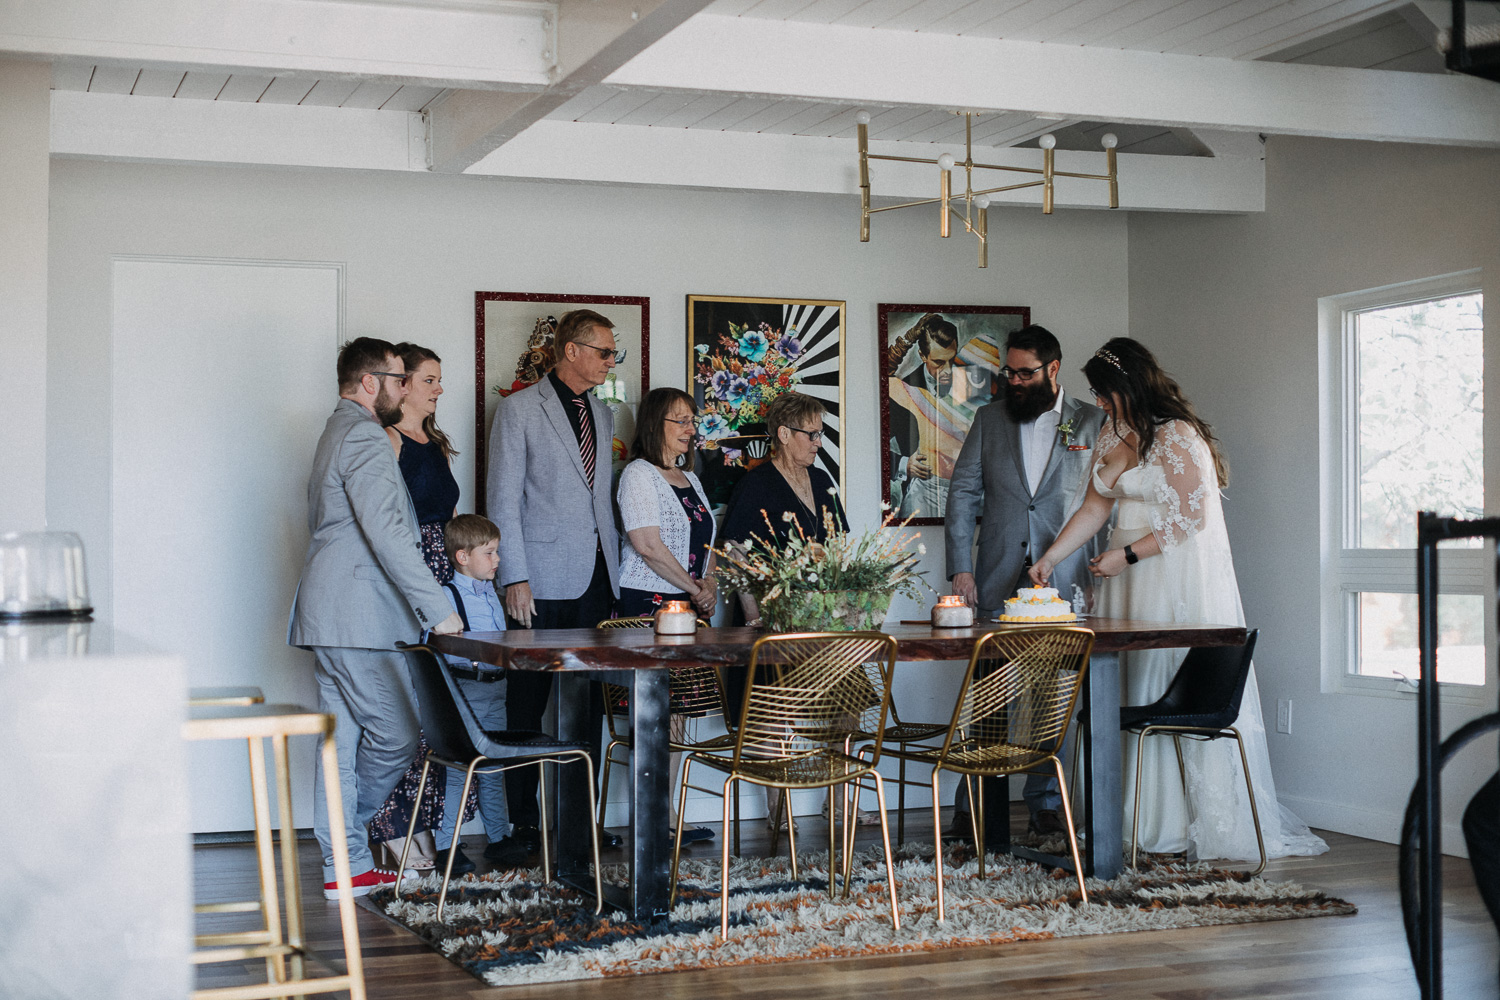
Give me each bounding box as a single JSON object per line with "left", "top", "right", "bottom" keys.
{"left": 670, "top": 631, "right": 902, "bottom": 939}
{"left": 595, "top": 615, "right": 733, "bottom": 835}
{"left": 880, "top": 626, "right": 1095, "bottom": 920}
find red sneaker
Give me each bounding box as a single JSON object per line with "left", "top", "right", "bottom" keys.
{"left": 324, "top": 867, "right": 399, "bottom": 900}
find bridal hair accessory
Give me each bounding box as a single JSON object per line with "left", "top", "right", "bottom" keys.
{"left": 1094, "top": 348, "right": 1127, "bottom": 375}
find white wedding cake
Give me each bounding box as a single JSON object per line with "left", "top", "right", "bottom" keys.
{"left": 998, "top": 587, "right": 1076, "bottom": 622}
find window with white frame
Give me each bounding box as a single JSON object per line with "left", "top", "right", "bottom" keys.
{"left": 1321, "top": 272, "right": 1486, "bottom": 694}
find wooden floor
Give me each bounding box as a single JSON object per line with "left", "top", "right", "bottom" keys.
{"left": 193, "top": 809, "right": 1499, "bottom": 999}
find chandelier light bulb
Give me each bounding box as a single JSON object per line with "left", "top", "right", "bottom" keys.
{"left": 974, "top": 194, "right": 991, "bottom": 209}
{"left": 1038, "top": 133, "right": 1057, "bottom": 150}
{"left": 937, "top": 153, "right": 955, "bottom": 171}
{"left": 855, "top": 110, "right": 871, "bottom": 125}
{"left": 1101, "top": 132, "right": 1119, "bottom": 149}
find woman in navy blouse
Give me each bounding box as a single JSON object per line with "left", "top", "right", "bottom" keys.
{"left": 369, "top": 342, "right": 474, "bottom": 875}
{"left": 720, "top": 391, "right": 848, "bottom": 626}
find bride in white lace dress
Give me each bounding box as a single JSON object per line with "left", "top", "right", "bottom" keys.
{"left": 1031, "top": 338, "right": 1326, "bottom": 862}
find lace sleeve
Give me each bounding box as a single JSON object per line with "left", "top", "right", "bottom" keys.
{"left": 617, "top": 460, "right": 662, "bottom": 532}
{"left": 1145, "top": 420, "right": 1213, "bottom": 551}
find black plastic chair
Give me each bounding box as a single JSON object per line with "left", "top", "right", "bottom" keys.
{"left": 1119, "top": 628, "right": 1265, "bottom": 875}
{"left": 394, "top": 643, "right": 603, "bottom": 920}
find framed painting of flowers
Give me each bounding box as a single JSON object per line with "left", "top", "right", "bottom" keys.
{"left": 474, "top": 291, "right": 649, "bottom": 513}
{"left": 687, "top": 294, "right": 845, "bottom": 508}
{"left": 879, "top": 303, "right": 1028, "bottom": 526}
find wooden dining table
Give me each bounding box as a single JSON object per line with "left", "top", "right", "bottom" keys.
{"left": 431, "top": 617, "right": 1247, "bottom": 921}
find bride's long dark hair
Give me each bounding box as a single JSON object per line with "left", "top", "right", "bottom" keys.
{"left": 1081, "top": 337, "right": 1229, "bottom": 488}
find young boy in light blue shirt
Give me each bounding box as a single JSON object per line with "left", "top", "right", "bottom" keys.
{"left": 430, "top": 514, "right": 528, "bottom": 871}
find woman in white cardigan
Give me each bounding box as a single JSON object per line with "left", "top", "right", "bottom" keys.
{"left": 616, "top": 387, "right": 718, "bottom": 618}
{"left": 615, "top": 387, "right": 719, "bottom": 842}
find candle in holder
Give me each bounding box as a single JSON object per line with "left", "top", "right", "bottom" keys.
{"left": 654, "top": 600, "right": 697, "bottom": 635}
{"left": 931, "top": 594, "right": 974, "bottom": 628}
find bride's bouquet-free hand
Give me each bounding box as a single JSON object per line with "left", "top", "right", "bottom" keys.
{"left": 715, "top": 505, "right": 931, "bottom": 631}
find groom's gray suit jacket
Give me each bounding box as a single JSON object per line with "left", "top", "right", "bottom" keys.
{"left": 945, "top": 393, "right": 1108, "bottom": 614}
{"left": 486, "top": 375, "right": 620, "bottom": 601}
{"left": 287, "top": 398, "right": 451, "bottom": 650}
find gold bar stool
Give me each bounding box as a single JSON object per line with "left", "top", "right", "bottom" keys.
{"left": 183, "top": 703, "right": 366, "bottom": 1000}
{"left": 189, "top": 686, "right": 267, "bottom": 707}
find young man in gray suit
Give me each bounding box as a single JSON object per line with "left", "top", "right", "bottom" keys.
{"left": 288, "top": 337, "right": 464, "bottom": 898}
{"left": 945, "top": 324, "right": 1107, "bottom": 841}
{"left": 486, "top": 309, "right": 623, "bottom": 851}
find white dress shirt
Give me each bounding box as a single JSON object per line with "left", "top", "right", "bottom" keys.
{"left": 1019, "top": 389, "right": 1066, "bottom": 496}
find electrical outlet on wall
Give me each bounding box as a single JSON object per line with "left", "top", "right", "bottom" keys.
{"left": 1276, "top": 699, "right": 1293, "bottom": 735}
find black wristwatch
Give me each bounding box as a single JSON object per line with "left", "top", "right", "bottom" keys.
{"left": 1123, "top": 544, "right": 1139, "bottom": 565}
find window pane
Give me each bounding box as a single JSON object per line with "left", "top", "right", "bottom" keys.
{"left": 1357, "top": 591, "right": 1486, "bottom": 686}
{"left": 1354, "top": 293, "right": 1483, "bottom": 548}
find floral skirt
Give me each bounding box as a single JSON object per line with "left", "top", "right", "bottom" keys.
{"left": 419, "top": 521, "right": 454, "bottom": 585}
{"left": 369, "top": 520, "right": 473, "bottom": 842}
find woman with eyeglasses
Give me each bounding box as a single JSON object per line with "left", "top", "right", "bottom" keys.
{"left": 616, "top": 387, "right": 718, "bottom": 619}
{"left": 1030, "top": 337, "right": 1326, "bottom": 863}
{"left": 614, "top": 387, "right": 719, "bottom": 844}
{"left": 720, "top": 391, "right": 848, "bottom": 628}
{"left": 719, "top": 391, "right": 852, "bottom": 831}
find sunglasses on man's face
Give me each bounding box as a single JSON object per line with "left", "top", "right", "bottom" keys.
{"left": 575, "top": 342, "right": 627, "bottom": 365}
{"left": 368, "top": 371, "right": 410, "bottom": 387}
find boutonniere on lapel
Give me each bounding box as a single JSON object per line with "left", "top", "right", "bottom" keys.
{"left": 1057, "top": 419, "right": 1090, "bottom": 451}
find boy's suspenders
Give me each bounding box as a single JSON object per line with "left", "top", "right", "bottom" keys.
{"left": 442, "top": 582, "right": 470, "bottom": 631}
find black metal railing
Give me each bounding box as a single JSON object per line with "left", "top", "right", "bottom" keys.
{"left": 1402, "top": 511, "right": 1500, "bottom": 998}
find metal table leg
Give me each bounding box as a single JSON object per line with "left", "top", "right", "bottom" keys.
{"left": 554, "top": 674, "right": 591, "bottom": 883}
{"left": 554, "top": 669, "right": 671, "bottom": 921}
{"left": 1084, "top": 650, "right": 1122, "bottom": 880}
{"left": 628, "top": 669, "right": 671, "bottom": 921}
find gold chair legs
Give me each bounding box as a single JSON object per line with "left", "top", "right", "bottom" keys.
{"left": 672, "top": 765, "right": 901, "bottom": 941}
{"left": 183, "top": 705, "right": 365, "bottom": 1000}
{"left": 1128, "top": 725, "right": 1267, "bottom": 876}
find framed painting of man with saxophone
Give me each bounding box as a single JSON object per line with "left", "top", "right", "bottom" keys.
{"left": 879, "top": 303, "right": 1028, "bottom": 526}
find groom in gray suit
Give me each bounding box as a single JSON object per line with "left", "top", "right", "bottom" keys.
{"left": 289, "top": 337, "right": 464, "bottom": 897}
{"left": 486, "top": 309, "right": 622, "bottom": 849}
{"left": 945, "top": 324, "right": 1107, "bottom": 840}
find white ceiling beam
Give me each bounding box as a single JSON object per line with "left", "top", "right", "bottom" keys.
{"left": 606, "top": 14, "right": 1500, "bottom": 148}
{"left": 49, "top": 89, "right": 425, "bottom": 171}
{"left": 0, "top": 0, "right": 553, "bottom": 88}
{"left": 472, "top": 119, "right": 1265, "bottom": 213}
{"left": 428, "top": 0, "right": 715, "bottom": 174}
{"left": 45, "top": 89, "right": 1264, "bottom": 212}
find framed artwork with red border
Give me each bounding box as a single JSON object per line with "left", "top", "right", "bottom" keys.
{"left": 474, "top": 292, "right": 649, "bottom": 513}
{"left": 878, "top": 303, "right": 1029, "bottom": 526}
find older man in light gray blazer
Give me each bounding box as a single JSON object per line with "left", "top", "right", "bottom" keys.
{"left": 945, "top": 325, "right": 1107, "bottom": 840}
{"left": 289, "top": 336, "right": 462, "bottom": 897}
{"left": 485, "top": 309, "right": 621, "bottom": 847}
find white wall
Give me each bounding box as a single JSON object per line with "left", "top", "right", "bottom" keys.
{"left": 0, "top": 60, "right": 51, "bottom": 532}
{"left": 47, "top": 159, "right": 1128, "bottom": 828}
{"left": 1128, "top": 136, "right": 1500, "bottom": 849}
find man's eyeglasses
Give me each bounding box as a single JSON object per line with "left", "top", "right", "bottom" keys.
{"left": 1000, "top": 364, "right": 1048, "bottom": 382}
{"left": 368, "top": 371, "right": 410, "bottom": 386}
{"left": 576, "top": 342, "right": 627, "bottom": 365}
{"left": 789, "top": 426, "right": 824, "bottom": 444}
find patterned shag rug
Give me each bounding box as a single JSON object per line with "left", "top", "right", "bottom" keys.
{"left": 365, "top": 843, "right": 1355, "bottom": 986}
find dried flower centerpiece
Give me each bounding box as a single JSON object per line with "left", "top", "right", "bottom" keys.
{"left": 716, "top": 508, "right": 929, "bottom": 632}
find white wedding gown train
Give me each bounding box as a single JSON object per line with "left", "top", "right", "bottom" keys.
{"left": 1091, "top": 420, "right": 1326, "bottom": 862}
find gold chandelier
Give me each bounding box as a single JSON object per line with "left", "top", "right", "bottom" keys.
{"left": 857, "top": 111, "right": 1120, "bottom": 268}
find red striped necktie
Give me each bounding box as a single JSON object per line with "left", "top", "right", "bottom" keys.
{"left": 573, "top": 396, "right": 595, "bottom": 489}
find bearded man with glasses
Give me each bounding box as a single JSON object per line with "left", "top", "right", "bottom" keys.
{"left": 943, "top": 324, "right": 1107, "bottom": 844}
{"left": 486, "top": 308, "right": 625, "bottom": 853}
{"left": 288, "top": 337, "right": 465, "bottom": 899}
